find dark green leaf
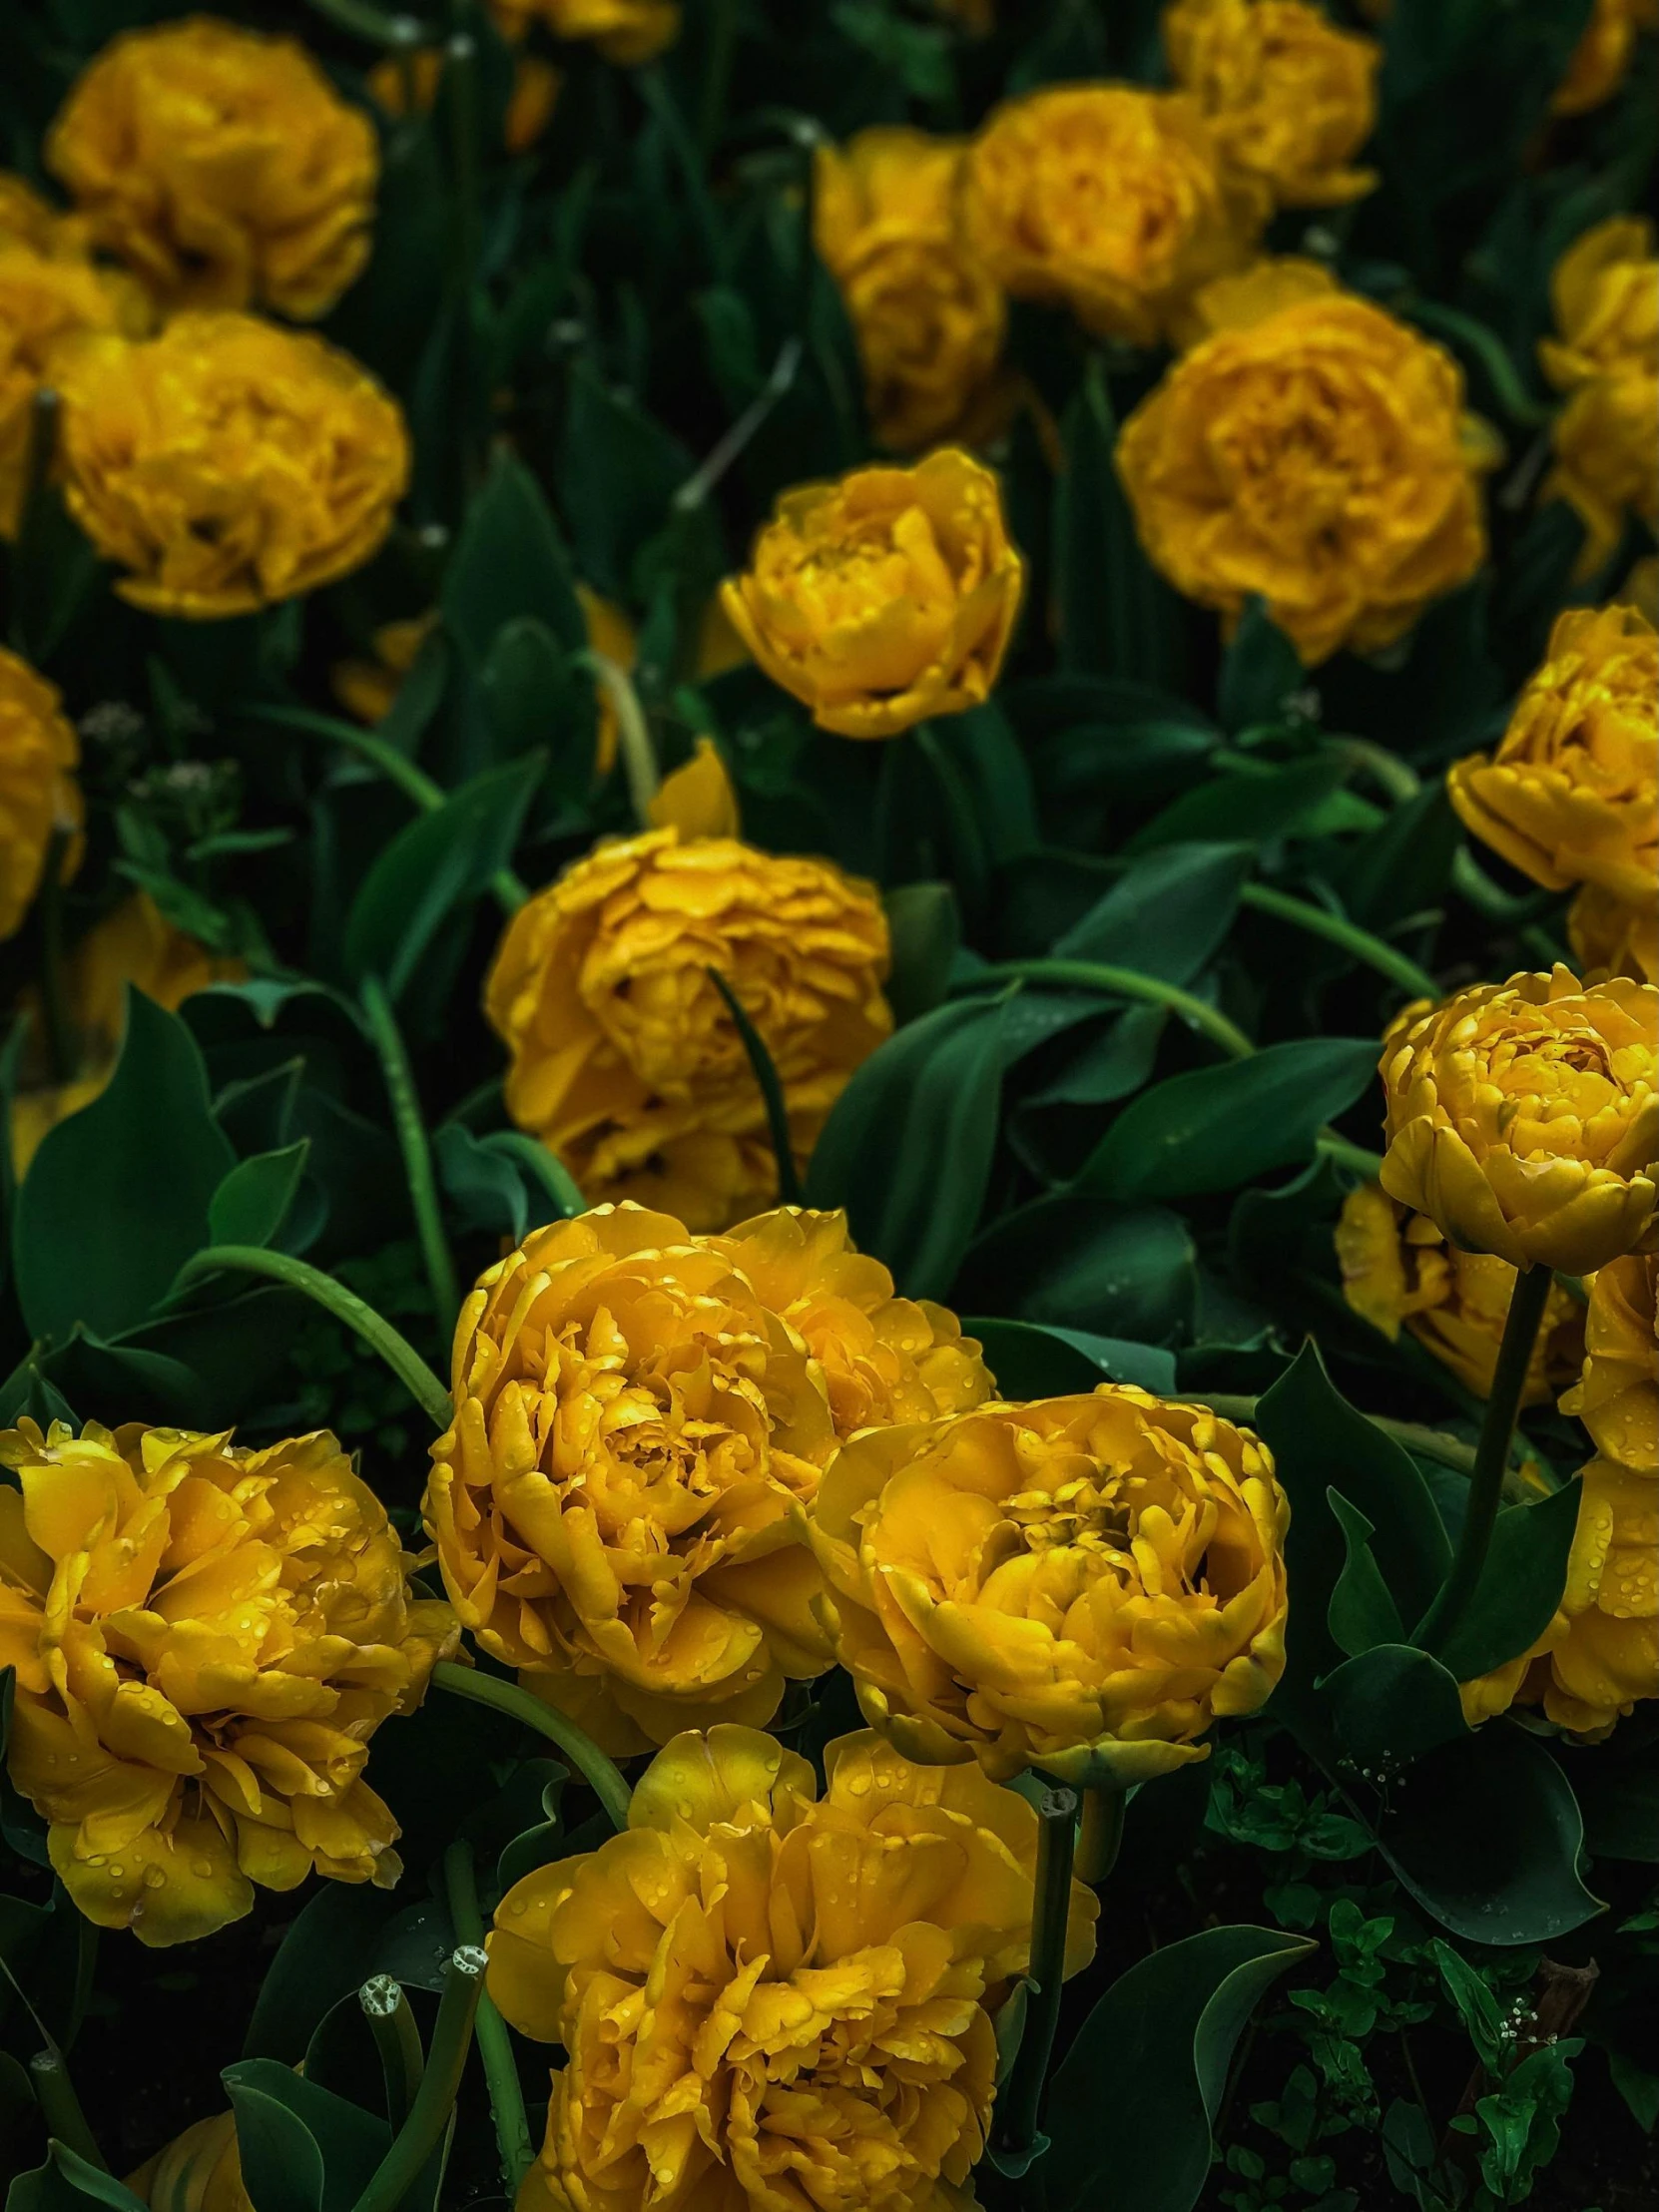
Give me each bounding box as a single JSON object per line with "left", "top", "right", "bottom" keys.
{"left": 1045, "top": 1926, "right": 1315, "bottom": 2212}
{"left": 209, "top": 1142, "right": 309, "bottom": 1252}
{"left": 1053, "top": 842, "right": 1251, "bottom": 982}
{"left": 1129, "top": 757, "right": 1350, "bottom": 853}
{"left": 1219, "top": 599, "right": 1304, "bottom": 733}
{"left": 1323, "top": 1643, "right": 1469, "bottom": 1770}
{"left": 479, "top": 617, "right": 594, "bottom": 779}
{"left": 222, "top": 2058, "right": 389, "bottom": 2212}
{"left": 883, "top": 882, "right": 960, "bottom": 1024}
{"left": 6, "top": 2146, "right": 148, "bottom": 2212}
{"left": 435, "top": 1122, "right": 531, "bottom": 1245}
{"left": 1055, "top": 360, "right": 1174, "bottom": 684}
{"left": 966, "top": 1318, "right": 1177, "bottom": 1398}
{"left": 1326, "top": 1489, "right": 1406, "bottom": 1659}
{"left": 957, "top": 1197, "right": 1197, "bottom": 1342}
{"left": 244, "top": 1886, "right": 399, "bottom": 2065}
{"left": 1077, "top": 1040, "right": 1379, "bottom": 1201}
{"left": 13, "top": 993, "right": 236, "bottom": 1345}
{"left": 1433, "top": 1477, "right": 1583, "bottom": 1681}
{"left": 440, "top": 453, "right": 586, "bottom": 669}
{"left": 559, "top": 364, "right": 698, "bottom": 602}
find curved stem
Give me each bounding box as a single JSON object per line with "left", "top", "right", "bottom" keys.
{"left": 1075, "top": 1785, "right": 1125, "bottom": 1888}
{"left": 359, "top": 1977, "right": 425, "bottom": 2129}
{"left": 480, "top": 1130, "right": 587, "bottom": 1224}
{"left": 961, "top": 960, "right": 1255, "bottom": 1061}
{"left": 351, "top": 1944, "right": 486, "bottom": 2212}
{"left": 1451, "top": 848, "right": 1558, "bottom": 926}
{"left": 1314, "top": 1131, "right": 1386, "bottom": 1179}
{"left": 171, "top": 1245, "right": 451, "bottom": 1430}
{"left": 431, "top": 1661, "right": 632, "bottom": 1831}
{"left": 990, "top": 1786, "right": 1077, "bottom": 2169}
{"left": 444, "top": 1843, "right": 535, "bottom": 2197}
{"left": 1322, "top": 737, "right": 1420, "bottom": 805}
{"left": 361, "top": 975, "right": 460, "bottom": 1339}
{"left": 1413, "top": 1263, "right": 1554, "bottom": 1654}
{"left": 1239, "top": 884, "right": 1438, "bottom": 1001}
{"left": 707, "top": 969, "right": 804, "bottom": 1207}
{"left": 28, "top": 2052, "right": 106, "bottom": 2171}
{"left": 582, "top": 652, "right": 659, "bottom": 824}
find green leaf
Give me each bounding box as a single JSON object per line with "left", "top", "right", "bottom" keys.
{"left": 1433, "top": 1477, "right": 1583, "bottom": 1681}
{"left": 243, "top": 1886, "right": 399, "bottom": 2065}
{"left": 805, "top": 995, "right": 1010, "bottom": 1300}
{"left": 1431, "top": 1939, "right": 1510, "bottom": 2073}
{"left": 440, "top": 452, "right": 587, "bottom": 668}
{"left": 1053, "top": 843, "right": 1251, "bottom": 983}
{"left": 1377, "top": 1720, "right": 1604, "bottom": 1944}
{"left": 341, "top": 754, "right": 544, "bottom": 999}
{"left": 1055, "top": 360, "right": 1174, "bottom": 684}
{"left": 1044, "top": 1926, "right": 1315, "bottom": 2212}
{"left": 1323, "top": 1643, "right": 1469, "bottom": 1770}
{"left": 208, "top": 1142, "right": 309, "bottom": 1252}
{"left": 1128, "top": 756, "right": 1350, "bottom": 853}
{"left": 222, "top": 2059, "right": 389, "bottom": 2212}
{"left": 435, "top": 1122, "right": 532, "bottom": 1245}
{"left": 1219, "top": 598, "right": 1304, "bottom": 733}
{"left": 1076, "top": 1040, "right": 1379, "bottom": 1202}
{"left": 1326, "top": 1490, "right": 1406, "bottom": 1659}
{"left": 6, "top": 2146, "right": 148, "bottom": 2212}
{"left": 966, "top": 1318, "right": 1177, "bottom": 1398}
{"left": 883, "top": 882, "right": 960, "bottom": 1024}
{"left": 13, "top": 993, "right": 236, "bottom": 1345}
{"left": 559, "top": 363, "right": 698, "bottom": 601}
{"left": 479, "top": 616, "right": 594, "bottom": 781}
{"left": 957, "top": 1196, "right": 1197, "bottom": 1342}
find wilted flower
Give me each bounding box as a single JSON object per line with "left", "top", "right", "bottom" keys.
{"left": 1118, "top": 261, "right": 1494, "bottom": 663}
{"left": 808, "top": 1387, "right": 1291, "bottom": 1786}
{"left": 493, "top": 0, "right": 681, "bottom": 63}
{"left": 425, "top": 1204, "right": 985, "bottom": 1754}
{"left": 55, "top": 312, "right": 409, "bottom": 619}
{"left": 0, "top": 1420, "right": 457, "bottom": 1946}
{"left": 1552, "top": 0, "right": 1658, "bottom": 115}
{"left": 960, "top": 84, "right": 1269, "bottom": 344}
{"left": 1561, "top": 1251, "right": 1657, "bottom": 1470}
{"left": 129, "top": 2112, "right": 249, "bottom": 2212}
{"left": 485, "top": 828, "right": 891, "bottom": 1228}
{"left": 0, "top": 645, "right": 82, "bottom": 942}
{"left": 11, "top": 892, "right": 246, "bottom": 1177}
{"left": 488, "top": 1725, "right": 1098, "bottom": 2212}
{"left": 1539, "top": 217, "right": 1658, "bottom": 573}
{"left": 720, "top": 449, "right": 1023, "bottom": 738}
{"left": 1379, "top": 968, "right": 1659, "bottom": 1276}
{"left": 1336, "top": 1182, "right": 1585, "bottom": 1405}
{"left": 1163, "top": 0, "right": 1382, "bottom": 208}
{"left": 814, "top": 128, "right": 1007, "bottom": 451}
{"left": 46, "top": 17, "right": 376, "bottom": 318}
{"left": 1449, "top": 603, "right": 1656, "bottom": 905}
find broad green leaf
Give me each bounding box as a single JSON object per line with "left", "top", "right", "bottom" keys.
{"left": 244, "top": 1888, "right": 399, "bottom": 2064}
{"left": 1323, "top": 1643, "right": 1469, "bottom": 1769}
{"left": 1077, "top": 1039, "right": 1379, "bottom": 1201}
{"left": 440, "top": 453, "right": 587, "bottom": 668}
{"left": 1431, "top": 1939, "right": 1509, "bottom": 2073}
{"left": 958, "top": 1197, "right": 1197, "bottom": 1343}
{"left": 966, "top": 1318, "right": 1177, "bottom": 1398}
{"left": 480, "top": 616, "right": 595, "bottom": 781}
{"left": 6, "top": 2146, "right": 148, "bottom": 2212}
{"left": 559, "top": 363, "right": 698, "bottom": 601}
{"left": 209, "top": 1142, "right": 309, "bottom": 1251}
{"left": 1054, "top": 360, "right": 1174, "bottom": 684}
{"left": 1044, "top": 1926, "right": 1315, "bottom": 2212}
{"left": 1128, "top": 756, "right": 1350, "bottom": 853}
{"left": 883, "top": 882, "right": 959, "bottom": 1024}
{"left": 1218, "top": 598, "right": 1303, "bottom": 733}
{"left": 13, "top": 992, "right": 236, "bottom": 1345}
{"left": 341, "top": 754, "right": 544, "bottom": 998}
{"left": 1326, "top": 1489, "right": 1406, "bottom": 1659}
{"left": 435, "top": 1122, "right": 531, "bottom": 1245}
{"left": 222, "top": 2059, "right": 389, "bottom": 2212}
{"left": 806, "top": 995, "right": 1010, "bottom": 1300}
{"left": 1433, "top": 1477, "right": 1583, "bottom": 1681}
{"left": 1053, "top": 842, "right": 1251, "bottom": 983}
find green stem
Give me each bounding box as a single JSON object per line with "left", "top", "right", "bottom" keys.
{"left": 1413, "top": 1264, "right": 1554, "bottom": 1654}
{"left": 431, "top": 1661, "right": 632, "bottom": 1831}
{"left": 707, "top": 969, "right": 804, "bottom": 1207}
{"left": 28, "top": 2052, "right": 106, "bottom": 2171}
{"left": 351, "top": 1944, "right": 487, "bottom": 2212}
{"left": 361, "top": 975, "right": 460, "bottom": 1339}
{"left": 990, "top": 1786, "right": 1077, "bottom": 2168}
{"left": 1075, "top": 1785, "right": 1125, "bottom": 1888}
{"left": 37, "top": 823, "right": 76, "bottom": 1085}
{"left": 1451, "top": 848, "right": 1557, "bottom": 927}
{"left": 1403, "top": 298, "right": 1549, "bottom": 428}
{"left": 959, "top": 960, "right": 1256, "bottom": 1061}
{"left": 1314, "top": 1131, "right": 1386, "bottom": 1179}
{"left": 443, "top": 1844, "right": 535, "bottom": 2198}
{"left": 359, "top": 1976, "right": 425, "bottom": 2129}
{"left": 301, "top": 0, "right": 429, "bottom": 43}
{"left": 675, "top": 339, "right": 802, "bottom": 513}
{"left": 1239, "top": 884, "right": 1439, "bottom": 1001}
{"left": 478, "top": 1130, "right": 587, "bottom": 1224}
{"left": 1322, "top": 737, "right": 1420, "bottom": 804}
{"left": 582, "top": 651, "right": 659, "bottom": 824}
{"left": 171, "top": 1246, "right": 451, "bottom": 1430}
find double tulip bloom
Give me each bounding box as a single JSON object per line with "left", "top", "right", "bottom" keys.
{"left": 0, "top": 646, "right": 81, "bottom": 942}
{"left": 1538, "top": 216, "right": 1658, "bottom": 574}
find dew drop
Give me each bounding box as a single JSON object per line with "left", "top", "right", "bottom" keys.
{"left": 143, "top": 1866, "right": 167, "bottom": 1890}
{"left": 191, "top": 1859, "right": 216, "bottom": 1879}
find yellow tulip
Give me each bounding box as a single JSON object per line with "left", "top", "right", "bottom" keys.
{"left": 1560, "top": 1250, "right": 1657, "bottom": 1471}
{"left": 0, "top": 646, "right": 81, "bottom": 943}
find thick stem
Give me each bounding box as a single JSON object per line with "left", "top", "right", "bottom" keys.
{"left": 1075, "top": 1785, "right": 1126, "bottom": 1888}
{"left": 431, "top": 1661, "right": 632, "bottom": 1831}
{"left": 28, "top": 2051, "right": 106, "bottom": 2171}
{"left": 1238, "top": 884, "right": 1439, "bottom": 1002}
{"left": 443, "top": 1844, "right": 536, "bottom": 2197}
{"left": 171, "top": 1245, "right": 451, "bottom": 1430}
{"left": 359, "top": 1976, "right": 425, "bottom": 2129}
{"left": 361, "top": 974, "right": 460, "bottom": 1339}
{"left": 960, "top": 960, "right": 1255, "bottom": 1061}
{"left": 1414, "top": 1263, "right": 1554, "bottom": 1654}
{"left": 990, "top": 1785, "right": 1077, "bottom": 2165}
{"left": 351, "top": 1945, "right": 487, "bottom": 2212}
{"left": 707, "top": 969, "right": 804, "bottom": 1206}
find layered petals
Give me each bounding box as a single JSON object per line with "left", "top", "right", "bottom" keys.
{"left": 0, "top": 646, "right": 82, "bottom": 942}
{"left": 1560, "top": 1251, "right": 1657, "bottom": 1470}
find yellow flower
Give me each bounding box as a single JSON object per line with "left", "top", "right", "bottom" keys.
{"left": 493, "top": 0, "right": 681, "bottom": 64}
{"left": 11, "top": 892, "right": 246, "bottom": 1178}
{"left": 814, "top": 128, "right": 1007, "bottom": 452}
{"left": 1560, "top": 1251, "right": 1657, "bottom": 1470}
{"left": 485, "top": 827, "right": 891, "bottom": 1228}
{"left": 645, "top": 735, "right": 742, "bottom": 840}
{"left": 1537, "top": 217, "right": 1659, "bottom": 574}
{"left": 0, "top": 646, "right": 82, "bottom": 943}
{"left": 1379, "top": 967, "right": 1659, "bottom": 1276}
{"left": 1163, "top": 0, "right": 1382, "bottom": 209}
{"left": 959, "top": 84, "right": 1270, "bottom": 344}
{"left": 1569, "top": 881, "right": 1658, "bottom": 985}
{"left": 1336, "top": 1183, "right": 1585, "bottom": 1405}
{"left": 0, "top": 172, "right": 92, "bottom": 260}
{"left": 488, "top": 1725, "right": 1098, "bottom": 2212}
{"left": 55, "top": 312, "right": 409, "bottom": 620}
{"left": 129, "top": 2113, "right": 250, "bottom": 2212}
{"left": 807, "top": 1387, "right": 1291, "bottom": 1787}
{"left": 1, "top": 228, "right": 147, "bottom": 538}
{"left": 46, "top": 17, "right": 376, "bottom": 319}
{"left": 424, "top": 1203, "right": 984, "bottom": 1754}
{"left": 0, "top": 1420, "right": 458, "bottom": 1946}
{"left": 1448, "top": 604, "right": 1657, "bottom": 905}
{"left": 720, "top": 449, "right": 1023, "bottom": 739}
{"left": 1118, "top": 263, "right": 1494, "bottom": 664}
{"left": 1551, "top": 0, "right": 1659, "bottom": 115}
